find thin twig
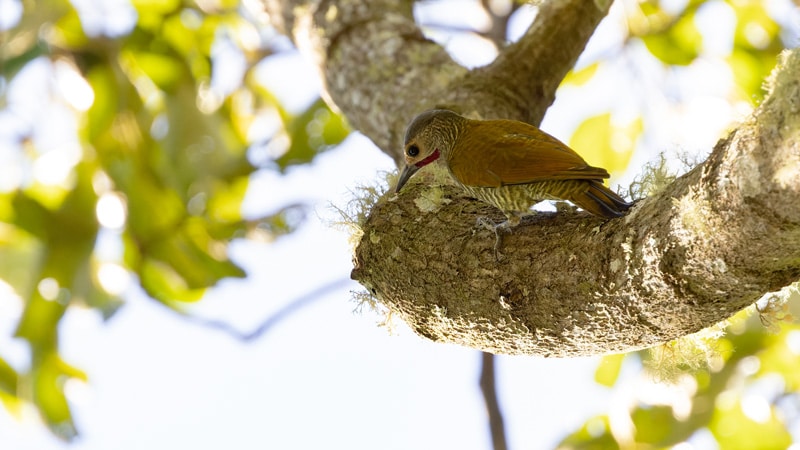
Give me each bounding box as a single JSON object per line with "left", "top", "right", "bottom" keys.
{"left": 174, "top": 277, "right": 353, "bottom": 341}
{"left": 480, "top": 352, "right": 509, "bottom": 450}
{"left": 479, "top": 0, "right": 522, "bottom": 48}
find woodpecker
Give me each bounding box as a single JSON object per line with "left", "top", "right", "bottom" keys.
{"left": 395, "top": 109, "right": 631, "bottom": 226}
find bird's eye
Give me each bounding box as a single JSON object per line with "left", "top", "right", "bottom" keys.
{"left": 407, "top": 145, "right": 420, "bottom": 157}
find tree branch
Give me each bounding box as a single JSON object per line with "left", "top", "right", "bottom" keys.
{"left": 480, "top": 352, "right": 508, "bottom": 450}
{"left": 477, "top": 0, "right": 522, "bottom": 50}
{"left": 173, "top": 278, "right": 352, "bottom": 341}
{"left": 351, "top": 49, "right": 800, "bottom": 356}
{"left": 261, "top": 0, "right": 458, "bottom": 165}
{"left": 458, "top": 0, "right": 611, "bottom": 125}
{"left": 259, "top": 0, "right": 611, "bottom": 163}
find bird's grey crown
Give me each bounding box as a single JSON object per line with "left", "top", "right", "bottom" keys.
{"left": 403, "top": 109, "right": 461, "bottom": 145}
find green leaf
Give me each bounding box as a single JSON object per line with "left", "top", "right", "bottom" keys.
{"left": 10, "top": 193, "right": 55, "bottom": 240}
{"left": 206, "top": 175, "right": 249, "bottom": 224}
{"left": 757, "top": 326, "right": 800, "bottom": 391}
{"left": 139, "top": 259, "right": 206, "bottom": 304}
{"left": 0, "top": 227, "right": 41, "bottom": 299}
{"left": 562, "top": 62, "right": 599, "bottom": 86}
{"left": 709, "top": 396, "right": 792, "bottom": 450}
{"left": 14, "top": 285, "right": 68, "bottom": 351}
{"left": 275, "top": 99, "right": 350, "bottom": 172}
{"left": 149, "top": 220, "right": 246, "bottom": 288}
{"left": 0, "top": 356, "right": 19, "bottom": 395}
{"left": 130, "top": 51, "right": 187, "bottom": 92}
{"left": 33, "top": 352, "right": 85, "bottom": 440}
{"left": 631, "top": 405, "right": 676, "bottom": 444}
{"left": 161, "top": 11, "right": 218, "bottom": 64}
{"left": 130, "top": 0, "right": 180, "bottom": 13}
{"left": 641, "top": 11, "right": 703, "bottom": 66}
{"left": 124, "top": 176, "right": 186, "bottom": 240}
{"left": 556, "top": 415, "right": 618, "bottom": 449}
{"left": 136, "top": 218, "right": 245, "bottom": 305}
{"left": 0, "top": 390, "right": 22, "bottom": 417}
{"left": 728, "top": 48, "right": 778, "bottom": 103}
{"left": 15, "top": 165, "right": 98, "bottom": 350}
{"left": 84, "top": 65, "right": 119, "bottom": 143}
{"left": 726, "top": 2, "right": 781, "bottom": 103}
{"left": 161, "top": 85, "right": 253, "bottom": 193}
{"left": 638, "top": 0, "right": 661, "bottom": 17}
{"left": 569, "top": 113, "right": 639, "bottom": 176}
{"left": 594, "top": 353, "right": 625, "bottom": 387}
{"left": 50, "top": 8, "right": 89, "bottom": 50}
{"left": 732, "top": 3, "right": 779, "bottom": 51}
{"left": 83, "top": 277, "right": 124, "bottom": 319}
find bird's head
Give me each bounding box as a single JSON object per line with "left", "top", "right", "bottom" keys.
{"left": 395, "top": 109, "right": 463, "bottom": 193}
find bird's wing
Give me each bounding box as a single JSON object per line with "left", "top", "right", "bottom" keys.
{"left": 449, "top": 120, "right": 610, "bottom": 188}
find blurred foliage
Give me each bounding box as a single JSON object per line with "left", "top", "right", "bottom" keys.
{"left": 274, "top": 98, "right": 350, "bottom": 171}
{"left": 594, "top": 353, "right": 626, "bottom": 388}
{"left": 560, "top": 287, "right": 800, "bottom": 449}
{"left": 569, "top": 113, "right": 641, "bottom": 177}
{"left": 633, "top": 0, "right": 706, "bottom": 66}
{"left": 0, "top": 0, "right": 348, "bottom": 439}
{"left": 626, "top": 0, "right": 787, "bottom": 103}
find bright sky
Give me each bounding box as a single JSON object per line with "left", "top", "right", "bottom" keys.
{"left": 2, "top": 0, "right": 799, "bottom": 449}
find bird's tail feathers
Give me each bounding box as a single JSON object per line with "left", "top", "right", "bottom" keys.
{"left": 571, "top": 181, "right": 632, "bottom": 218}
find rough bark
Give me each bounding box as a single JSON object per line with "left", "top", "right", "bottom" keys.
{"left": 260, "top": 0, "right": 800, "bottom": 355}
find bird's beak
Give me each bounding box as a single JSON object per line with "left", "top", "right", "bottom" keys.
{"left": 395, "top": 164, "right": 419, "bottom": 193}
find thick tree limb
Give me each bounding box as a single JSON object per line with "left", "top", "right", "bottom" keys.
{"left": 351, "top": 50, "right": 800, "bottom": 356}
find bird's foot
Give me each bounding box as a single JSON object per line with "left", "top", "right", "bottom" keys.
{"left": 475, "top": 217, "right": 516, "bottom": 260}
{"left": 475, "top": 216, "right": 497, "bottom": 232}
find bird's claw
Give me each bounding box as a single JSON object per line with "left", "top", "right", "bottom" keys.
{"left": 476, "top": 216, "right": 497, "bottom": 231}
{"left": 475, "top": 217, "right": 512, "bottom": 260}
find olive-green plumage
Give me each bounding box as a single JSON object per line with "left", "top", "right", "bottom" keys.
{"left": 395, "top": 109, "right": 631, "bottom": 224}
